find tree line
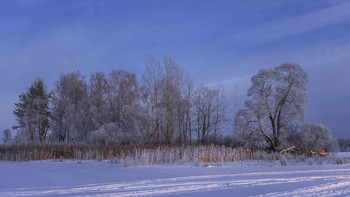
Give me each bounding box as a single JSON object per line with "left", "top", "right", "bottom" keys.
{"left": 3, "top": 58, "right": 338, "bottom": 153}
{"left": 7, "top": 57, "right": 228, "bottom": 146}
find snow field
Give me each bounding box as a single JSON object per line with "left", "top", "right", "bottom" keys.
{"left": 1, "top": 160, "right": 350, "bottom": 196}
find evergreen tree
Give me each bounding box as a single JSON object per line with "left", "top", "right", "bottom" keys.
{"left": 13, "top": 78, "right": 50, "bottom": 144}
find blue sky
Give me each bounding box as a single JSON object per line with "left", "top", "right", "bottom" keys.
{"left": 0, "top": 0, "right": 350, "bottom": 138}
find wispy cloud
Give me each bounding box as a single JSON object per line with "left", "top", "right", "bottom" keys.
{"left": 233, "top": 2, "right": 350, "bottom": 45}
{"left": 205, "top": 75, "right": 251, "bottom": 88}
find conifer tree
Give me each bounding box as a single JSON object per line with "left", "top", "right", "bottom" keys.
{"left": 13, "top": 78, "right": 50, "bottom": 144}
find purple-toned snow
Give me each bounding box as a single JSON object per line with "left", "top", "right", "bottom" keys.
{"left": 1, "top": 159, "right": 350, "bottom": 196}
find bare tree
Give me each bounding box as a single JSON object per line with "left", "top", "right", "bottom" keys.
{"left": 184, "top": 76, "right": 194, "bottom": 144}
{"left": 192, "top": 84, "right": 228, "bottom": 144}
{"left": 141, "top": 56, "right": 187, "bottom": 145}
{"left": 213, "top": 84, "right": 228, "bottom": 143}
{"left": 142, "top": 57, "right": 163, "bottom": 144}
{"left": 162, "top": 56, "right": 185, "bottom": 144}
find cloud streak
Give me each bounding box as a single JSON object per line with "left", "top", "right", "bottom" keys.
{"left": 233, "top": 2, "right": 350, "bottom": 45}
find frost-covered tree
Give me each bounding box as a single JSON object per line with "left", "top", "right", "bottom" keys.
{"left": 50, "top": 70, "right": 144, "bottom": 145}
{"left": 2, "top": 129, "right": 12, "bottom": 144}
{"left": 235, "top": 63, "right": 308, "bottom": 151}
{"left": 13, "top": 78, "right": 50, "bottom": 144}
{"left": 107, "top": 70, "right": 139, "bottom": 124}
{"left": 88, "top": 72, "right": 109, "bottom": 130}
{"left": 51, "top": 72, "right": 92, "bottom": 143}
{"left": 298, "top": 123, "right": 338, "bottom": 152}
{"left": 233, "top": 109, "right": 269, "bottom": 149}
{"left": 107, "top": 70, "right": 141, "bottom": 143}
{"left": 89, "top": 69, "right": 144, "bottom": 145}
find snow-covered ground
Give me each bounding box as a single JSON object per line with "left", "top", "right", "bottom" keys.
{"left": 338, "top": 152, "right": 350, "bottom": 158}
{"left": 1, "top": 159, "right": 350, "bottom": 197}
